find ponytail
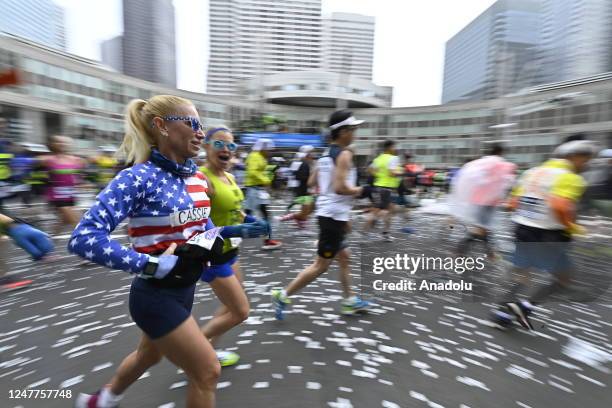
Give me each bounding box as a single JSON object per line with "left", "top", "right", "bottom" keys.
{"left": 118, "top": 94, "right": 195, "bottom": 164}
{"left": 118, "top": 99, "right": 155, "bottom": 164}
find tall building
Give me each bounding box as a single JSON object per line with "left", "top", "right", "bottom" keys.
{"left": 122, "top": 0, "right": 176, "bottom": 87}
{"left": 207, "top": 0, "right": 323, "bottom": 95}
{"left": 538, "top": 0, "right": 612, "bottom": 84}
{"left": 0, "top": 0, "right": 66, "bottom": 50}
{"left": 321, "top": 12, "right": 375, "bottom": 81}
{"left": 442, "top": 0, "right": 541, "bottom": 104}
{"left": 101, "top": 35, "right": 123, "bottom": 72}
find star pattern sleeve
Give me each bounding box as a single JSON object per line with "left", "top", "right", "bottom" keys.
{"left": 68, "top": 167, "right": 150, "bottom": 273}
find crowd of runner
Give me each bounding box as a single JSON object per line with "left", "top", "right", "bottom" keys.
{"left": 0, "top": 94, "right": 610, "bottom": 407}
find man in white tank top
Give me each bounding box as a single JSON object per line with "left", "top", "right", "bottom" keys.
{"left": 271, "top": 110, "right": 371, "bottom": 319}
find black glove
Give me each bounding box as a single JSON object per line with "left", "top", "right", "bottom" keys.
{"left": 149, "top": 256, "right": 203, "bottom": 288}
{"left": 174, "top": 234, "right": 225, "bottom": 263}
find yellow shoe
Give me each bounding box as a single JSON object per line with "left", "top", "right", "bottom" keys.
{"left": 216, "top": 350, "right": 240, "bottom": 367}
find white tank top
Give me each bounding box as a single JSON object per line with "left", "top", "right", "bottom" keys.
{"left": 315, "top": 145, "right": 356, "bottom": 221}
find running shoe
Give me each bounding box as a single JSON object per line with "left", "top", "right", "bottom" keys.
{"left": 381, "top": 232, "right": 393, "bottom": 242}
{"left": 491, "top": 310, "right": 513, "bottom": 331}
{"left": 271, "top": 289, "right": 291, "bottom": 320}
{"left": 506, "top": 301, "right": 534, "bottom": 330}
{"left": 401, "top": 227, "right": 415, "bottom": 234}
{"left": 216, "top": 350, "right": 240, "bottom": 367}
{"left": 74, "top": 390, "right": 119, "bottom": 408}
{"left": 0, "top": 276, "right": 33, "bottom": 293}
{"left": 341, "top": 296, "right": 371, "bottom": 315}
{"left": 262, "top": 239, "right": 282, "bottom": 250}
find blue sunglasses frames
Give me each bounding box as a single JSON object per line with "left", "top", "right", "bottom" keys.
{"left": 207, "top": 140, "right": 238, "bottom": 152}
{"left": 162, "top": 116, "right": 204, "bottom": 132}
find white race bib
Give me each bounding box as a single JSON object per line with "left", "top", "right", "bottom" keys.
{"left": 186, "top": 227, "right": 222, "bottom": 250}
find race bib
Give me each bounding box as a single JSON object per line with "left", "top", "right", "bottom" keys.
{"left": 516, "top": 196, "right": 547, "bottom": 220}
{"left": 170, "top": 206, "right": 211, "bottom": 227}
{"left": 186, "top": 227, "right": 222, "bottom": 250}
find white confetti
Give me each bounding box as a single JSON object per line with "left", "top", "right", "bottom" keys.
{"left": 217, "top": 381, "right": 231, "bottom": 389}
{"left": 60, "top": 375, "right": 84, "bottom": 388}
{"left": 169, "top": 381, "right": 188, "bottom": 389}
{"left": 456, "top": 376, "right": 490, "bottom": 392}
{"left": 306, "top": 382, "right": 321, "bottom": 390}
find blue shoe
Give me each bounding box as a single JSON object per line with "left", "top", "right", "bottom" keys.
{"left": 341, "top": 296, "right": 371, "bottom": 315}
{"left": 271, "top": 289, "right": 291, "bottom": 320}
{"left": 506, "top": 301, "right": 534, "bottom": 330}
{"left": 401, "top": 227, "right": 415, "bottom": 234}
{"left": 491, "top": 310, "right": 513, "bottom": 330}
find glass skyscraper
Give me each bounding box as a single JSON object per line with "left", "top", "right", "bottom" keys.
{"left": 0, "top": 0, "right": 65, "bottom": 50}
{"left": 442, "top": 0, "right": 541, "bottom": 104}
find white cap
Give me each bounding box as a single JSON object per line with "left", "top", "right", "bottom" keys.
{"left": 553, "top": 140, "right": 598, "bottom": 157}
{"left": 295, "top": 152, "right": 307, "bottom": 159}
{"left": 328, "top": 116, "right": 364, "bottom": 130}
{"left": 252, "top": 138, "right": 275, "bottom": 151}
{"left": 328, "top": 110, "right": 365, "bottom": 130}
{"left": 299, "top": 145, "right": 315, "bottom": 153}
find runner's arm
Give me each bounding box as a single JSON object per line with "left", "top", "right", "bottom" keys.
{"left": 333, "top": 150, "right": 361, "bottom": 196}
{"left": 389, "top": 156, "right": 403, "bottom": 177}
{"left": 68, "top": 167, "right": 150, "bottom": 273}
{"left": 308, "top": 166, "right": 318, "bottom": 188}
{"left": 548, "top": 173, "right": 586, "bottom": 230}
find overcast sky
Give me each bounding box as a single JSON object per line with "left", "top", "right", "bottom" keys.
{"left": 53, "top": 0, "right": 496, "bottom": 107}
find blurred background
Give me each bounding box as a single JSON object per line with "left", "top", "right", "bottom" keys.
{"left": 0, "top": 0, "right": 610, "bottom": 168}
{"left": 0, "top": 2, "right": 611, "bottom": 407}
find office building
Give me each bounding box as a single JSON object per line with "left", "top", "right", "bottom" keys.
{"left": 442, "top": 0, "right": 541, "bottom": 103}
{"left": 0, "top": 0, "right": 66, "bottom": 50}
{"left": 122, "top": 0, "right": 176, "bottom": 87}
{"left": 101, "top": 35, "right": 123, "bottom": 73}
{"left": 321, "top": 12, "right": 375, "bottom": 80}
{"left": 207, "top": 0, "right": 323, "bottom": 95}
{"left": 538, "top": 0, "right": 612, "bottom": 84}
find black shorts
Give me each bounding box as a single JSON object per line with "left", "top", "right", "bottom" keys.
{"left": 129, "top": 277, "right": 196, "bottom": 339}
{"left": 515, "top": 224, "right": 571, "bottom": 243}
{"left": 51, "top": 199, "right": 76, "bottom": 208}
{"left": 317, "top": 216, "right": 348, "bottom": 259}
{"left": 371, "top": 187, "right": 393, "bottom": 209}
{"left": 512, "top": 224, "right": 572, "bottom": 273}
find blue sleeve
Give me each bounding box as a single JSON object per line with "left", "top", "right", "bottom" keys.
{"left": 205, "top": 218, "right": 215, "bottom": 230}
{"left": 68, "top": 167, "right": 150, "bottom": 273}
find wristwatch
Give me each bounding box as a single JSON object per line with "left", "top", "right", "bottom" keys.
{"left": 142, "top": 257, "right": 159, "bottom": 278}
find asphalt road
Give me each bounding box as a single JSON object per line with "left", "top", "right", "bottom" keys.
{"left": 1, "top": 201, "right": 611, "bottom": 408}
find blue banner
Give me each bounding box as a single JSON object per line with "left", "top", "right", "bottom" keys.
{"left": 239, "top": 132, "right": 325, "bottom": 148}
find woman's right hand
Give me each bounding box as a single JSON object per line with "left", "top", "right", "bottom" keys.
{"left": 152, "top": 243, "right": 178, "bottom": 279}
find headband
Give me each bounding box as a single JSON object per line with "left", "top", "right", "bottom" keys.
{"left": 205, "top": 127, "right": 230, "bottom": 141}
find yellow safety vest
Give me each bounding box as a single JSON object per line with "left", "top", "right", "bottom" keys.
{"left": 373, "top": 153, "right": 400, "bottom": 188}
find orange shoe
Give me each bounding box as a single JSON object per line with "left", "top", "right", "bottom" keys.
{"left": 262, "top": 239, "right": 282, "bottom": 250}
